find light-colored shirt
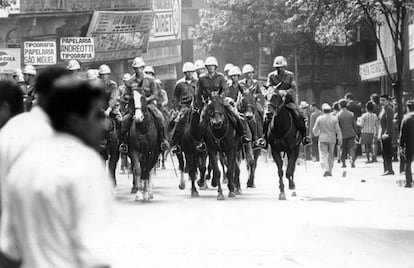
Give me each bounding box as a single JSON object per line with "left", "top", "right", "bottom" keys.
{"left": 313, "top": 113, "right": 342, "bottom": 143}
{"left": 0, "top": 134, "right": 114, "bottom": 268}
{"left": 309, "top": 109, "right": 323, "bottom": 138}
{"left": 358, "top": 112, "right": 378, "bottom": 134}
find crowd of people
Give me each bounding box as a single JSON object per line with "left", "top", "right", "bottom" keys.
{"left": 305, "top": 92, "right": 414, "bottom": 187}
{"left": 0, "top": 55, "right": 413, "bottom": 266}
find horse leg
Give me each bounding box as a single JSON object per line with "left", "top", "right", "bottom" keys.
{"left": 271, "top": 149, "right": 285, "bottom": 200}
{"left": 226, "top": 151, "right": 237, "bottom": 197}
{"left": 286, "top": 147, "right": 300, "bottom": 196}
{"left": 161, "top": 151, "right": 166, "bottom": 169}
{"left": 188, "top": 156, "right": 199, "bottom": 197}
{"left": 210, "top": 153, "right": 224, "bottom": 200}
{"left": 130, "top": 151, "right": 140, "bottom": 194}
{"left": 198, "top": 153, "right": 208, "bottom": 190}
{"left": 234, "top": 153, "right": 242, "bottom": 195}
{"left": 177, "top": 152, "right": 186, "bottom": 190}
{"left": 108, "top": 145, "right": 120, "bottom": 187}
{"left": 248, "top": 151, "right": 260, "bottom": 188}
{"left": 221, "top": 155, "right": 228, "bottom": 184}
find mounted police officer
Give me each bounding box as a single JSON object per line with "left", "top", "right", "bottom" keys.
{"left": 223, "top": 63, "right": 234, "bottom": 85}
{"left": 239, "top": 64, "right": 266, "bottom": 148}
{"left": 67, "top": 60, "right": 82, "bottom": 79}
{"left": 127, "top": 57, "right": 170, "bottom": 151}
{"left": 264, "top": 56, "right": 310, "bottom": 146}
{"left": 194, "top": 59, "right": 207, "bottom": 79}
{"left": 144, "top": 66, "right": 169, "bottom": 117}
{"left": 225, "top": 66, "right": 242, "bottom": 101}
{"left": 99, "top": 64, "right": 120, "bottom": 121}
{"left": 170, "top": 62, "right": 197, "bottom": 154}
{"left": 22, "top": 64, "right": 36, "bottom": 111}
{"left": 118, "top": 73, "right": 132, "bottom": 97}
{"left": 194, "top": 56, "right": 250, "bottom": 152}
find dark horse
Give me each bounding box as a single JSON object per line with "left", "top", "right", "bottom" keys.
{"left": 265, "top": 93, "right": 300, "bottom": 200}
{"left": 237, "top": 92, "right": 263, "bottom": 188}
{"left": 172, "top": 106, "right": 207, "bottom": 197}
{"left": 99, "top": 115, "right": 120, "bottom": 186}
{"left": 129, "top": 91, "right": 161, "bottom": 202}
{"left": 204, "top": 95, "right": 240, "bottom": 200}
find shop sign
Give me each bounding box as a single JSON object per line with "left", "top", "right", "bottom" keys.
{"left": 142, "top": 43, "right": 181, "bottom": 67}
{"left": 86, "top": 11, "right": 154, "bottom": 61}
{"left": 154, "top": 64, "right": 177, "bottom": 80}
{"left": 24, "top": 41, "right": 56, "bottom": 65}
{"left": 0, "top": 48, "right": 21, "bottom": 74}
{"left": 360, "top": 56, "right": 396, "bottom": 81}
{"left": 150, "top": 0, "right": 181, "bottom": 42}
{"left": 0, "top": 0, "right": 20, "bottom": 18}
{"left": 60, "top": 37, "right": 95, "bottom": 60}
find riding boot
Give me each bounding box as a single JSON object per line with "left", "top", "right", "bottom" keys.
{"left": 262, "top": 117, "right": 270, "bottom": 148}
{"left": 170, "top": 121, "right": 184, "bottom": 154}
{"left": 153, "top": 115, "right": 170, "bottom": 151}
{"left": 195, "top": 121, "right": 208, "bottom": 153}
{"left": 290, "top": 110, "right": 310, "bottom": 145}
{"left": 235, "top": 117, "right": 251, "bottom": 144}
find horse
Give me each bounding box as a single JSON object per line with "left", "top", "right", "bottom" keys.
{"left": 99, "top": 114, "right": 120, "bottom": 186}
{"left": 265, "top": 92, "right": 301, "bottom": 200}
{"left": 128, "top": 91, "right": 161, "bottom": 202}
{"left": 237, "top": 92, "right": 263, "bottom": 188}
{"left": 204, "top": 95, "right": 240, "bottom": 200}
{"left": 171, "top": 106, "right": 208, "bottom": 197}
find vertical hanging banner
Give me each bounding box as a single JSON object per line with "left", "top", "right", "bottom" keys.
{"left": 24, "top": 41, "right": 57, "bottom": 65}
{"left": 150, "top": 0, "right": 181, "bottom": 42}
{"left": 86, "top": 11, "right": 154, "bottom": 61}
{"left": 60, "top": 37, "right": 95, "bottom": 60}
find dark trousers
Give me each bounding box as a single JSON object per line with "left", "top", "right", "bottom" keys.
{"left": 381, "top": 137, "right": 394, "bottom": 173}
{"left": 405, "top": 152, "right": 413, "bottom": 185}
{"left": 312, "top": 137, "right": 319, "bottom": 161}
{"left": 341, "top": 137, "right": 356, "bottom": 163}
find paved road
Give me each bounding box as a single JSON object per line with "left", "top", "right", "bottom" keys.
{"left": 109, "top": 154, "right": 414, "bottom": 268}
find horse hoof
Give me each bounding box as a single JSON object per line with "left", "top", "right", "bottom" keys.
{"left": 205, "top": 174, "right": 211, "bottom": 181}
{"left": 279, "top": 193, "right": 286, "bottom": 200}
{"left": 131, "top": 187, "right": 138, "bottom": 194}
{"left": 292, "top": 191, "right": 297, "bottom": 197}
{"left": 247, "top": 183, "right": 256, "bottom": 188}
{"left": 235, "top": 189, "right": 242, "bottom": 195}
{"left": 149, "top": 192, "right": 154, "bottom": 199}
{"left": 135, "top": 192, "right": 143, "bottom": 201}
{"left": 191, "top": 191, "right": 199, "bottom": 198}
{"left": 211, "top": 179, "right": 218, "bottom": 188}
{"left": 228, "top": 192, "right": 236, "bottom": 198}
{"left": 178, "top": 183, "right": 185, "bottom": 190}
{"left": 161, "top": 164, "right": 166, "bottom": 170}
{"left": 223, "top": 178, "right": 228, "bottom": 184}
{"left": 142, "top": 192, "right": 151, "bottom": 202}
{"left": 197, "top": 179, "right": 204, "bottom": 187}
{"left": 217, "top": 194, "right": 225, "bottom": 200}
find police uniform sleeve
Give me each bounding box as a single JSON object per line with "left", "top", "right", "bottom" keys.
{"left": 266, "top": 73, "right": 273, "bottom": 88}
{"left": 287, "top": 73, "right": 297, "bottom": 95}
{"left": 108, "top": 82, "right": 119, "bottom": 111}
{"left": 196, "top": 78, "right": 203, "bottom": 110}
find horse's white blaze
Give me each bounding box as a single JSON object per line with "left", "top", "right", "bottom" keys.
{"left": 133, "top": 91, "right": 145, "bottom": 122}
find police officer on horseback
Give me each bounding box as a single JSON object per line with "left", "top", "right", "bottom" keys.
{"left": 170, "top": 62, "right": 198, "bottom": 154}
{"left": 22, "top": 64, "right": 36, "bottom": 111}
{"left": 263, "top": 56, "right": 310, "bottom": 146}
{"left": 127, "top": 57, "right": 170, "bottom": 151}
{"left": 194, "top": 56, "right": 250, "bottom": 152}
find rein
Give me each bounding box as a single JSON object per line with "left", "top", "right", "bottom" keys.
{"left": 135, "top": 109, "right": 154, "bottom": 139}
{"left": 268, "top": 108, "right": 293, "bottom": 144}
{"left": 208, "top": 119, "right": 229, "bottom": 149}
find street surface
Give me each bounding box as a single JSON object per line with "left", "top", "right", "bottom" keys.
{"left": 109, "top": 153, "right": 414, "bottom": 268}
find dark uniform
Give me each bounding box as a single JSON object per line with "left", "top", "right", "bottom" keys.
{"left": 170, "top": 76, "right": 197, "bottom": 149}
{"left": 103, "top": 80, "right": 120, "bottom": 120}
{"left": 126, "top": 73, "right": 169, "bottom": 148}
{"left": 195, "top": 72, "right": 250, "bottom": 150}
{"left": 265, "top": 69, "right": 308, "bottom": 144}
{"left": 400, "top": 106, "right": 414, "bottom": 187}
{"left": 224, "top": 80, "right": 242, "bottom": 102}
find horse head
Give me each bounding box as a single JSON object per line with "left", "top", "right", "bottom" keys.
{"left": 132, "top": 90, "right": 148, "bottom": 123}
{"left": 237, "top": 92, "right": 256, "bottom": 121}
{"left": 265, "top": 92, "right": 283, "bottom": 119}
{"left": 206, "top": 94, "right": 226, "bottom": 129}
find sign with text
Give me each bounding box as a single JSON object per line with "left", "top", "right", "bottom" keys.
{"left": 24, "top": 41, "right": 56, "bottom": 65}
{"left": 150, "top": 0, "right": 181, "bottom": 42}
{"left": 0, "top": 48, "right": 21, "bottom": 74}
{"left": 86, "top": 11, "right": 154, "bottom": 61}
{"left": 0, "top": 0, "right": 20, "bottom": 18}
{"left": 60, "top": 37, "right": 95, "bottom": 60}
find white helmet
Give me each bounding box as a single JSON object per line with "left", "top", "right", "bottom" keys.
{"left": 204, "top": 56, "right": 218, "bottom": 67}
{"left": 182, "top": 62, "right": 195, "bottom": 73}
{"left": 22, "top": 65, "right": 36, "bottom": 76}
{"left": 273, "top": 56, "right": 287, "bottom": 67}
{"left": 99, "top": 64, "right": 111, "bottom": 75}
{"left": 194, "top": 59, "right": 205, "bottom": 70}
{"left": 132, "top": 57, "right": 146, "bottom": 68}
{"left": 67, "top": 59, "right": 81, "bottom": 71}
{"left": 122, "top": 73, "right": 132, "bottom": 81}
{"left": 228, "top": 66, "right": 241, "bottom": 76}
{"left": 224, "top": 63, "right": 234, "bottom": 72}
{"left": 242, "top": 64, "right": 255, "bottom": 74}
{"left": 86, "top": 69, "right": 99, "bottom": 80}
{"left": 144, "top": 66, "right": 155, "bottom": 74}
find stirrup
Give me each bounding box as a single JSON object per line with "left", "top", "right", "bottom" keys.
{"left": 195, "top": 142, "right": 207, "bottom": 152}
{"left": 241, "top": 135, "right": 251, "bottom": 144}
{"left": 302, "top": 136, "right": 311, "bottom": 146}
{"left": 254, "top": 138, "right": 267, "bottom": 149}
{"left": 161, "top": 140, "right": 170, "bottom": 151}
{"left": 119, "top": 143, "right": 128, "bottom": 154}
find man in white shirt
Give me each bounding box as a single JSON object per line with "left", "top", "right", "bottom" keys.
{"left": 1, "top": 77, "right": 114, "bottom": 268}
{"left": 313, "top": 103, "right": 343, "bottom": 177}
{"left": 0, "top": 67, "right": 71, "bottom": 189}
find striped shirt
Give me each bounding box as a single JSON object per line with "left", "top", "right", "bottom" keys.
{"left": 358, "top": 112, "right": 378, "bottom": 134}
